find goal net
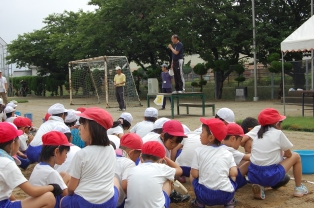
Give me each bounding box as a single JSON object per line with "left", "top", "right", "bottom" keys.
{"left": 68, "top": 56, "right": 142, "bottom": 107}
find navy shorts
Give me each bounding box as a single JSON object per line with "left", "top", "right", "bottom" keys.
{"left": 26, "top": 145, "right": 42, "bottom": 163}
{"left": 163, "top": 191, "right": 170, "bottom": 208}
{"left": 192, "top": 178, "right": 236, "bottom": 206}
{"left": 236, "top": 168, "right": 247, "bottom": 190}
{"left": 61, "top": 187, "right": 118, "bottom": 208}
{"left": 181, "top": 166, "right": 191, "bottom": 177}
{"left": 248, "top": 162, "right": 285, "bottom": 187}
{"left": 0, "top": 199, "right": 22, "bottom": 208}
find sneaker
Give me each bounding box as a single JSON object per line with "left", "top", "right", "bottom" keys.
{"left": 178, "top": 91, "right": 183, "bottom": 93}
{"left": 190, "top": 198, "right": 205, "bottom": 208}
{"left": 271, "top": 174, "right": 290, "bottom": 189}
{"left": 159, "top": 107, "right": 165, "bottom": 110}
{"left": 224, "top": 198, "right": 237, "bottom": 208}
{"left": 172, "top": 91, "right": 177, "bottom": 93}
{"left": 117, "top": 109, "right": 122, "bottom": 111}
{"left": 170, "top": 190, "right": 190, "bottom": 203}
{"left": 252, "top": 184, "right": 265, "bottom": 200}
{"left": 294, "top": 183, "right": 308, "bottom": 197}
{"left": 122, "top": 108, "right": 126, "bottom": 111}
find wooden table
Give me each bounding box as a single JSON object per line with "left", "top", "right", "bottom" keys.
{"left": 147, "top": 92, "right": 205, "bottom": 118}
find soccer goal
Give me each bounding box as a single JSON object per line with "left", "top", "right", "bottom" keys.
{"left": 68, "top": 56, "right": 142, "bottom": 107}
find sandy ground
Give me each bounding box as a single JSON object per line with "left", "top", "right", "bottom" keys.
{"left": 11, "top": 96, "right": 314, "bottom": 208}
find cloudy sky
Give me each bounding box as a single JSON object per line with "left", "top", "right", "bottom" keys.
{"left": 0, "top": 0, "right": 97, "bottom": 44}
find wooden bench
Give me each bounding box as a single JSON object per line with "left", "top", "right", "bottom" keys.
{"left": 178, "top": 103, "right": 215, "bottom": 116}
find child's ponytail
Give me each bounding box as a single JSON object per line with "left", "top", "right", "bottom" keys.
{"left": 257, "top": 125, "right": 272, "bottom": 138}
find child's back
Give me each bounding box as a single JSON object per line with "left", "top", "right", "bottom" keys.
{"left": 125, "top": 162, "right": 175, "bottom": 208}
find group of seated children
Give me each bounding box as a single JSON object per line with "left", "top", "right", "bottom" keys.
{"left": 0, "top": 104, "right": 309, "bottom": 208}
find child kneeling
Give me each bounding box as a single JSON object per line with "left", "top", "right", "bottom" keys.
{"left": 190, "top": 118, "right": 238, "bottom": 208}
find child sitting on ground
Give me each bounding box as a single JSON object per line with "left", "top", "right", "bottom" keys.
{"left": 247, "top": 108, "right": 307, "bottom": 199}
{"left": 130, "top": 107, "right": 158, "bottom": 138}
{"left": 115, "top": 133, "right": 143, "bottom": 208}
{"left": 142, "top": 117, "right": 170, "bottom": 143}
{"left": 29, "top": 131, "right": 72, "bottom": 208}
{"left": 0, "top": 122, "right": 62, "bottom": 208}
{"left": 108, "top": 112, "right": 133, "bottom": 138}
{"left": 190, "top": 118, "right": 237, "bottom": 208}
{"left": 125, "top": 141, "right": 183, "bottom": 208}
{"left": 60, "top": 107, "right": 119, "bottom": 208}
{"left": 222, "top": 123, "right": 250, "bottom": 190}
{"left": 240, "top": 117, "right": 259, "bottom": 153}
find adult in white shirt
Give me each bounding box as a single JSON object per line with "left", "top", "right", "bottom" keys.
{"left": 0, "top": 98, "right": 6, "bottom": 121}
{"left": 27, "top": 103, "right": 68, "bottom": 163}
{"left": 0, "top": 70, "right": 8, "bottom": 104}
{"left": 130, "top": 107, "right": 158, "bottom": 138}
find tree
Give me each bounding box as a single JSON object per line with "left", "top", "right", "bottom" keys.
{"left": 234, "top": 64, "right": 246, "bottom": 86}
{"left": 191, "top": 63, "right": 208, "bottom": 92}
{"left": 267, "top": 53, "right": 293, "bottom": 99}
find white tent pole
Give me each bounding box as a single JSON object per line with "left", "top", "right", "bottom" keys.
{"left": 252, "top": 0, "right": 258, "bottom": 101}
{"left": 282, "top": 52, "right": 286, "bottom": 115}
{"left": 312, "top": 0, "right": 313, "bottom": 90}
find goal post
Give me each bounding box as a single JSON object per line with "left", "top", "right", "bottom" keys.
{"left": 68, "top": 56, "right": 142, "bottom": 107}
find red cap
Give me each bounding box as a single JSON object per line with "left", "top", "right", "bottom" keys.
{"left": 76, "top": 107, "right": 113, "bottom": 130}
{"left": 0, "top": 122, "right": 23, "bottom": 143}
{"left": 120, "top": 133, "right": 143, "bottom": 150}
{"left": 200, "top": 118, "right": 227, "bottom": 141}
{"left": 42, "top": 131, "right": 73, "bottom": 146}
{"left": 162, "top": 120, "right": 187, "bottom": 137}
{"left": 44, "top": 113, "right": 51, "bottom": 121}
{"left": 77, "top": 107, "right": 86, "bottom": 113}
{"left": 226, "top": 123, "right": 245, "bottom": 137}
{"left": 142, "top": 141, "right": 166, "bottom": 158}
{"left": 258, "top": 108, "right": 286, "bottom": 126}
{"left": 13, "top": 117, "right": 28, "bottom": 128}
{"left": 24, "top": 117, "right": 33, "bottom": 127}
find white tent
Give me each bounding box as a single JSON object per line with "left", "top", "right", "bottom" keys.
{"left": 280, "top": 15, "right": 314, "bottom": 115}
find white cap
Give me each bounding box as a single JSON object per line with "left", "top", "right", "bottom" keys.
{"left": 7, "top": 102, "right": 17, "bottom": 108}
{"left": 48, "top": 103, "right": 68, "bottom": 115}
{"left": 53, "top": 125, "right": 71, "bottom": 134}
{"left": 115, "top": 66, "right": 121, "bottom": 70}
{"left": 216, "top": 107, "right": 235, "bottom": 123}
{"left": 120, "top": 112, "right": 133, "bottom": 124}
{"left": 0, "top": 98, "right": 3, "bottom": 105}
{"left": 107, "top": 126, "right": 124, "bottom": 135}
{"left": 153, "top": 117, "right": 170, "bottom": 129}
{"left": 65, "top": 110, "right": 79, "bottom": 123}
{"left": 144, "top": 107, "right": 158, "bottom": 118}
{"left": 4, "top": 106, "right": 16, "bottom": 114}
{"left": 182, "top": 124, "right": 191, "bottom": 133}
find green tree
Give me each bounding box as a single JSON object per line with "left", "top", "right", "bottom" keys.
{"left": 234, "top": 64, "right": 246, "bottom": 86}
{"left": 191, "top": 63, "right": 208, "bottom": 92}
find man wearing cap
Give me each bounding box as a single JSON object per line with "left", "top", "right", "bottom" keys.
{"left": 27, "top": 103, "right": 69, "bottom": 163}
{"left": 168, "top": 34, "right": 185, "bottom": 93}
{"left": 114, "top": 66, "right": 126, "bottom": 111}
{"left": 0, "top": 70, "right": 8, "bottom": 104}
{"left": 160, "top": 64, "right": 173, "bottom": 110}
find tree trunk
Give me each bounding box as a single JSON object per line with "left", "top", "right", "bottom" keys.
{"left": 216, "top": 71, "right": 224, "bottom": 99}
{"left": 59, "top": 85, "right": 63, "bottom": 96}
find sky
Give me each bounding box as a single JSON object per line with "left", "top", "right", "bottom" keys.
{"left": 0, "top": 0, "right": 97, "bottom": 44}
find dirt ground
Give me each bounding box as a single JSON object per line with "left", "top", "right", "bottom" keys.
{"left": 11, "top": 96, "right": 314, "bottom": 208}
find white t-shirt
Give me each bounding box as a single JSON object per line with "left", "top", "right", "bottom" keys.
{"left": 0, "top": 157, "right": 27, "bottom": 201}
{"left": 29, "top": 163, "right": 67, "bottom": 191}
{"left": 19, "top": 133, "right": 29, "bottom": 152}
{"left": 54, "top": 145, "right": 81, "bottom": 173}
{"left": 191, "top": 146, "right": 236, "bottom": 192}
{"left": 68, "top": 145, "right": 116, "bottom": 204}
{"left": 30, "top": 116, "right": 67, "bottom": 146}
{"left": 221, "top": 145, "right": 245, "bottom": 166}
{"left": 142, "top": 134, "right": 170, "bottom": 158}
{"left": 125, "top": 163, "right": 175, "bottom": 208}
{"left": 0, "top": 77, "right": 7, "bottom": 92}
{"left": 115, "top": 156, "right": 135, "bottom": 206}
{"left": 107, "top": 125, "right": 123, "bottom": 135}
{"left": 130, "top": 121, "right": 154, "bottom": 138}
{"left": 175, "top": 132, "right": 203, "bottom": 167}
{"left": 5, "top": 117, "right": 16, "bottom": 123}
{"left": 247, "top": 125, "right": 293, "bottom": 166}
{"left": 108, "top": 135, "right": 120, "bottom": 149}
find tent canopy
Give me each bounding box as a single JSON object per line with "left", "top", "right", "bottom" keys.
{"left": 281, "top": 15, "right": 314, "bottom": 52}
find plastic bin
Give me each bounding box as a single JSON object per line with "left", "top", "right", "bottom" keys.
{"left": 15, "top": 111, "right": 21, "bottom": 116}
{"left": 293, "top": 150, "right": 314, "bottom": 174}
{"left": 24, "top": 113, "right": 33, "bottom": 121}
